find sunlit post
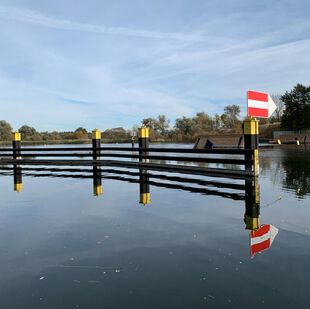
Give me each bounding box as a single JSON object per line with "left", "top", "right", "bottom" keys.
{"left": 92, "top": 129, "right": 101, "bottom": 161}
{"left": 12, "top": 132, "right": 21, "bottom": 160}
{"left": 243, "top": 117, "right": 259, "bottom": 176}
{"left": 138, "top": 127, "right": 149, "bottom": 162}
{"left": 12, "top": 132, "right": 22, "bottom": 192}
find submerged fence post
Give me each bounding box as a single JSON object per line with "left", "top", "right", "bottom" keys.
{"left": 138, "top": 127, "right": 149, "bottom": 161}
{"left": 12, "top": 132, "right": 21, "bottom": 159}
{"left": 243, "top": 117, "right": 259, "bottom": 176}
{"left": 92, "top": 129, "right": 101, "bottom": 161}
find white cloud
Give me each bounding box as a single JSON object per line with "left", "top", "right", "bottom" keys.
{"left": 0, "top": 5, "right": 203, "bottom": 42}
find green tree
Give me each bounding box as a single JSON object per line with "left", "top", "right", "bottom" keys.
{"left": 0, "top": 120, "right": 12, "bottom": 141}
{"left": 142, "top": 115, "right": 170, "bottom": 138}
{"left": 74, "top": 127, "right": 88, "bottom": 139}
{"left": 221, "top": 105, "right": 241, "bottom": 131}
{"left": 281, "top": 84, "right": 310, "bottom": 130}
{"left": 157, "top": 115, "right": 170, "bottom": 136}
{"left": 174, "top": 116, "right": 194, "bottom": 135}
{"left": 193, "top": 112, "right": 213, "bottom": 133}
{"left": 19, "top": 125, "right": 42, "bottom": 141}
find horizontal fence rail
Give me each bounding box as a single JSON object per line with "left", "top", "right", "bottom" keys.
{"left": 0, "top": 152, "right": 253, "bottom": 166}
{"left": 0, "top": 120, "right": 260, "bottom": 178}
{"left": 0, "top": 146, "right": 254, "bottom": 154}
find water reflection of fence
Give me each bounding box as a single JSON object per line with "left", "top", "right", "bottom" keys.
{"left": 1, "top": 164, "right": 280, "bottom": 257}
{"left": 0, "top": 164, "right": 260, "bottom": 231}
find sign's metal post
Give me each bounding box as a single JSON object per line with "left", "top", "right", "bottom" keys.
{"left": 243, "top": 117, "right": 259, "bottom": 176}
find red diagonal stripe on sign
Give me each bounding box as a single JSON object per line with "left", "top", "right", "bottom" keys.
{"left": 248, "top": 91, "right": 268, "bottom": 102}
{"left": 251, "top": 225, "right": 270, "bottom": 237}
{"left": 251, "top": 239, "right": 270, "bottom": 256}
{"left": 248, "top": 107, "right": 268, "bottom": 117}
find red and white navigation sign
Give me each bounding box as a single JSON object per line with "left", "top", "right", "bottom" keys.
{"left": 250, "top": 224, "right": 279, "bottom": 257}
{"left": 247, "top": 90, "right": 277, "bottom": 118}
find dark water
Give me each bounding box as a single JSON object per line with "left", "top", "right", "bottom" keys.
{"left": 0, "top": 145, "right": 309, "bottom": 308}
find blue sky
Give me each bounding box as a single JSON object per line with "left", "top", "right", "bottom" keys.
{"left": 0, "top": 0, "right": 309, "bottom": 131}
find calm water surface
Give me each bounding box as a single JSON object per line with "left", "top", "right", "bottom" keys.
{"left": 0, "top": 145, "right": 309, "bottom": 308}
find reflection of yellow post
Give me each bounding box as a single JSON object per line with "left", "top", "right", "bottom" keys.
{"left": 244, "top": 179, "right": 260, "bottom": 230}
{"left": 93, "top": 166, "right": 103, "bottom": 196}
{"left": 243, "top": 117, "right": 259, "bottom": 176}
{"left": 13, "top": 165, "right": 23, "bottom": 192}
{"left": 139, "top": 170, "right": 150, "bottom": 205}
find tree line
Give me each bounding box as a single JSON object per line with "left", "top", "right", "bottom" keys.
{"left": 0, "top": 104, "right": 242, "bottom": 143}
{"left": 0, "top": 84, "right": 309, "bottom": 143}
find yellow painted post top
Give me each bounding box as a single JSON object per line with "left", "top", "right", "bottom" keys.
{"left": 138, "top": 127, "right": 149, "bottom": 138}
{"left": 14, "top": 183, "right": 23, "bottom": 192}
{"left": 12, "top": 132, "right": 21, "bottom": 141}
{"left": 245, "top": 216, "right": 260, "bottom": 230}
{"left": 92, "top": 129, "right": 101, "bottom": 140}
{"left": 140, "top": 193, "right": 151, "bottom": 205}
{"left": 243, "top": 117, "right": 259, "bottom": 135}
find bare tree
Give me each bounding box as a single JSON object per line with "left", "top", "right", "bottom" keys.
{"left": 271, "top": 93, "right": 285, "bottom": 122}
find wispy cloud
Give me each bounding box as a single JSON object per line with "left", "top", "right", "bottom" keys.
{"left": 62, "top": 98, "right": 96, "bottom": 106}
{"left": 0, "top": 5, "right": 203, "bottom": 42}
{"left": 0, "top": 1, "right": 309, "bottom": 130}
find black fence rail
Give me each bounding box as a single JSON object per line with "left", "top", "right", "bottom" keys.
{"left": 0, "top": 120, "right": 260, "bottom": 178}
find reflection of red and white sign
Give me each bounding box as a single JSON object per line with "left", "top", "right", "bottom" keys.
{"left": 247, "top": 90, "right": 277, "bottom": 118}
{"left": 250, "top": 224, "right": 278, "bottom": 257}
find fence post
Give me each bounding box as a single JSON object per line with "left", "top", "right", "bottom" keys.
{"left": 12, "top": 132, "right": 21, "bottom": 159}
{"left": 92, "top": 129, "right": 101, "bottom": 161}
{"left": 243, "top": 117, "right": 259, "bottom": 176}
{"left": 12, "top": 132, "right": 22, "bottom": 192}
{"left": 138, "top": 127, "right": 149, "bottom": 161}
